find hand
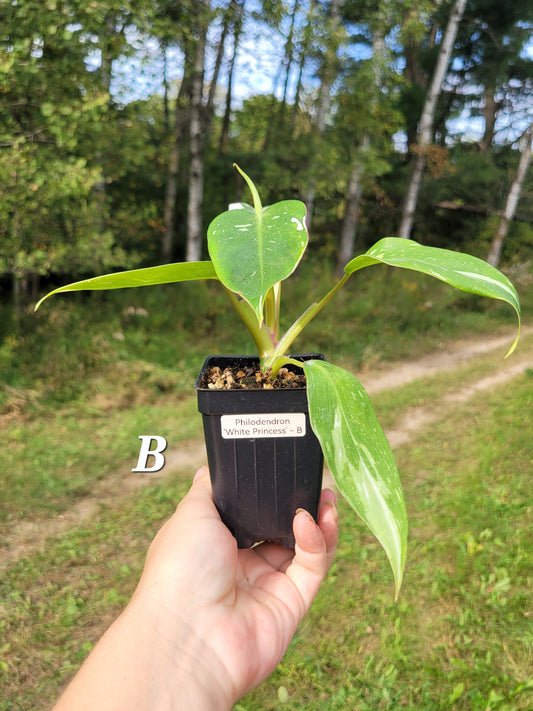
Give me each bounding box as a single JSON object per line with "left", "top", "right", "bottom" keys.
{"left": 53, "top": 466, "right": 338, "bottom": 711}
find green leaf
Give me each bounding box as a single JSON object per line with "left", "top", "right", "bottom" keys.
{"left": 303, "top": 360, "right": 407, "bottom": 598}
{"left": 35, "top": 261, "right": 217, "bottom": 310}
{"left": 345, "top": 238, "right": 521, "bottom": 355}
{"left": 207, "top": 169, "right": 308, "bottom": 323}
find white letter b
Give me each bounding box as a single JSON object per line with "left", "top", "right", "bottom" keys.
{"left": 132, "top": 435, "right": 167, "bottom": 472}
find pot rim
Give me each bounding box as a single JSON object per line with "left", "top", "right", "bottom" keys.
{"left": 194, "top": 353, "right": 324, "bottom": 391}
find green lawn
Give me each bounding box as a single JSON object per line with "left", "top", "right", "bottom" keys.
{"left": 1, "top": 351, "right": 531, "bottom": 710}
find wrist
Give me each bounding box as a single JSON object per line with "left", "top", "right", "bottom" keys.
{"left": 122, "top": 595, "right": 236, "bottom": 711}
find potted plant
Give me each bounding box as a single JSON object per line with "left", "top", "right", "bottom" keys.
{"left": 36, "top": 165, "right": 521, "bottom": 597}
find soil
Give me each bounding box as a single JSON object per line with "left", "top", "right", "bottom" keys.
{"left": 2, "top": 326, "right": 532, "bottom": 570}
{"left": 200, "top": 363, "right": 306, "bottom": 390}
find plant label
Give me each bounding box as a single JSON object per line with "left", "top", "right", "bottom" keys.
{"left": 220, "top": 413, "right": 306, "bottom": 439}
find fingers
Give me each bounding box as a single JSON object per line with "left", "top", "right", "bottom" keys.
{"left": 318, "top": 489, "right": 339, "bottom": 570}
{"left": 285, "top": 491, "right": 338, "bottom": 613}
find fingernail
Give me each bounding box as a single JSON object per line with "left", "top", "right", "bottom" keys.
{"left": 295, "top": 508, "right": 314, "bottom": 522}
{"left": 322, "top": 488, "right": 337, "bottom": 506}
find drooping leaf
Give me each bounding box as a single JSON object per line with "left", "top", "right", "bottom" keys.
{"left": 35, "top": 261, "right": 217, "bottom": 310}
{"left": 207, "top": 171, "right": 308, "bottom": 322}
{"left": 345, "top": 238, "right": 521, "bottom": 355}
{"left": 303, "top": 359, "right": 408, "bottom": 598}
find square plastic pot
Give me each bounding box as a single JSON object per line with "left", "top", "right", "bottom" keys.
{"left": 196, "top": 354, "right": 324, "bottom": 548}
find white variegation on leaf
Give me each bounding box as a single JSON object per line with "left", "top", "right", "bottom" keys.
{"left": 207, "top": 199, "right": 308, "bottom": 323}
{"left": 303, "top": 359, "right": 408, "bottom": 599}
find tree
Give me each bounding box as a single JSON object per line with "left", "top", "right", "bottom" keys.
{"left": 449, "top": 0, "right": 533, "bottom": 152}
{"left": 186, "top": 1, "right": 210, "bottom": 262}
{"left": 303, "top": 0, "right": 344, "bottom": 229}
{"left": 336, "top": 0, "right": 401, "bottom": 272}
{"left": 398, "top": 0, "right": 468, "bottom": 240}
{"left": 219, "top": 0, "right": 246, "bottom": 155}
{"left": 487, "top": 124, "right": 533, "bottom": 266}
{"left": 0, "top": 0, "right": 131, "bottom": 319}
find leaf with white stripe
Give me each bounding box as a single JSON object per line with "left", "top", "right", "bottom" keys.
{"left": 304, "top": 359, "right": 408, "bottom": 598}
{"left": 345, "top": 238, "right": 521, "bottom": 355}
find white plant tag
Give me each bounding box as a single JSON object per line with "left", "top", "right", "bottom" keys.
{"left": 221, "top": 413, "right": 306, "bottom": 439}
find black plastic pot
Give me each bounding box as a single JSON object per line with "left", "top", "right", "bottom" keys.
{"left": 196, "top": 354, "right": 324, "bottom": 548}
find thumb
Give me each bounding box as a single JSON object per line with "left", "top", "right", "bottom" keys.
{"left": 285, "top": 508, "right": 329, "bottom": 613}
{"left": 175, "top": 465, "right": 215, "bottom": 517}
{"left": 193, "top": 465, "right": 210, "bottom": 483}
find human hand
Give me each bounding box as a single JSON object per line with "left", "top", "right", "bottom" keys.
{"left": 53, "top": 466, "right": 338, "bottom": 711}
{"left": 128, "top": 466, "right": 338, "bottom": 709}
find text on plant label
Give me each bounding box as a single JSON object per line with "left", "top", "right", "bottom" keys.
{"left": 221, "top": 413, "right": 306, "bottom": 439}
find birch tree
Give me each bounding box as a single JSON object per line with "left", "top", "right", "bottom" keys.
{"left": 487, "top": 125, "right": 533, "bottom": 267}
{"left": 303, "top": 0, "right": 344, "bottom": 229}
{"left": 398, "top": 0, "right": 467, "bottom": 240}
{"left": 336, "top": 0, "right": 393, "bottom": 273}
{"left": 186, "top": 6, "right": 209, "bottom": 263}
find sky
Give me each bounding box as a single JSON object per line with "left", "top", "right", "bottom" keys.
{"left": 101, "top": 8, "right": 533, "bottom": 146}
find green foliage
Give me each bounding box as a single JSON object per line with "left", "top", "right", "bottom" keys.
{"left": 0, "top": 0, "right": 138, "bottom": 293}
{"left": 2, "top": 0, "right": 532, "bottom": 306}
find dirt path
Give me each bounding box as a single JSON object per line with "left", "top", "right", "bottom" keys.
{"left": 2, "top": 327, "right": 532, "bottom": 570}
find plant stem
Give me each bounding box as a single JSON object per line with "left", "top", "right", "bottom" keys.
{"left": 264, "top": 272, "right": 352, "bottom": 371}
{"left": 223, "top": 286, "right": 275, "bottom": 361}
{"left": 263, "top": 283, "right": 281, "bottom": 338}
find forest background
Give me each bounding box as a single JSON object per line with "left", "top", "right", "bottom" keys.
{"left": 2, "top": 0, "right": 533, "bottom": 331}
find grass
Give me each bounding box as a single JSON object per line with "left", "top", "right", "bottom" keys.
{"left": 1, "top": 259, "right": 531, "bottom": 709}
{"left": 0, "top": 366, "right": 201, "bottom": 530}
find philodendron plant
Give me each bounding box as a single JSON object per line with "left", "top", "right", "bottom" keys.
{"left": 36, "top": 165, "right": 521, "bottom": 598}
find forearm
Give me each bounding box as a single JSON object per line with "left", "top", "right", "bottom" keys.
{"left": 52, "top": 600, "right": 234, "bottom": 711}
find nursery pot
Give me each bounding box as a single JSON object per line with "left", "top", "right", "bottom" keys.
{"left": 195, "top": 354, "right": 324, "bottom": 548}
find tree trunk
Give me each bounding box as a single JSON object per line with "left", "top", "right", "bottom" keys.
{"left": 336, "top": 5, "right": 388, "bottom": 273}
{"left": 99, "top": 14, "right": 117, "bottom": 94}
{"left": 480, "top": 85, "right": 498, "bottom": 153}
{"left": 186, "top": 12, "right": 209, "bottom": 262}
{"left": 278, "top": 0, "right": 300, "bottom": 128}
{"left": 93, "top": 14, "right": 119, "bottom": 230}
{"left": 336, "top": 139, "right": 368, "bottom": 274}
{"left": 303, "top": 0, "right": 342, "bottom": 229}
{"left": 162, "top": 73, "right": 191, "bottom": 262}
{"left": 162, "top": 42, "right": 170, "bottom": 131}
{"left": 487, "top": 124, "right": 533, "bottom": 267}
{"left": 205, "top": 0, "right": 233, "bottom": 135}
{"left": 220, "top": 1, "right": 245, "bottom": 155}
{"left": 291, "top": 0, "right": 315, "bottom": 137}
{"left": 398, "top": 0, "right": 467, "bottom": 240}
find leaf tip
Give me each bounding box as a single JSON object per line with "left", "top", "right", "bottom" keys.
{"left": 393, "top": 574, "right": 404, "bottom": 602}
{"left": 34, "top": 294, "right": 48, "bottom": 311}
